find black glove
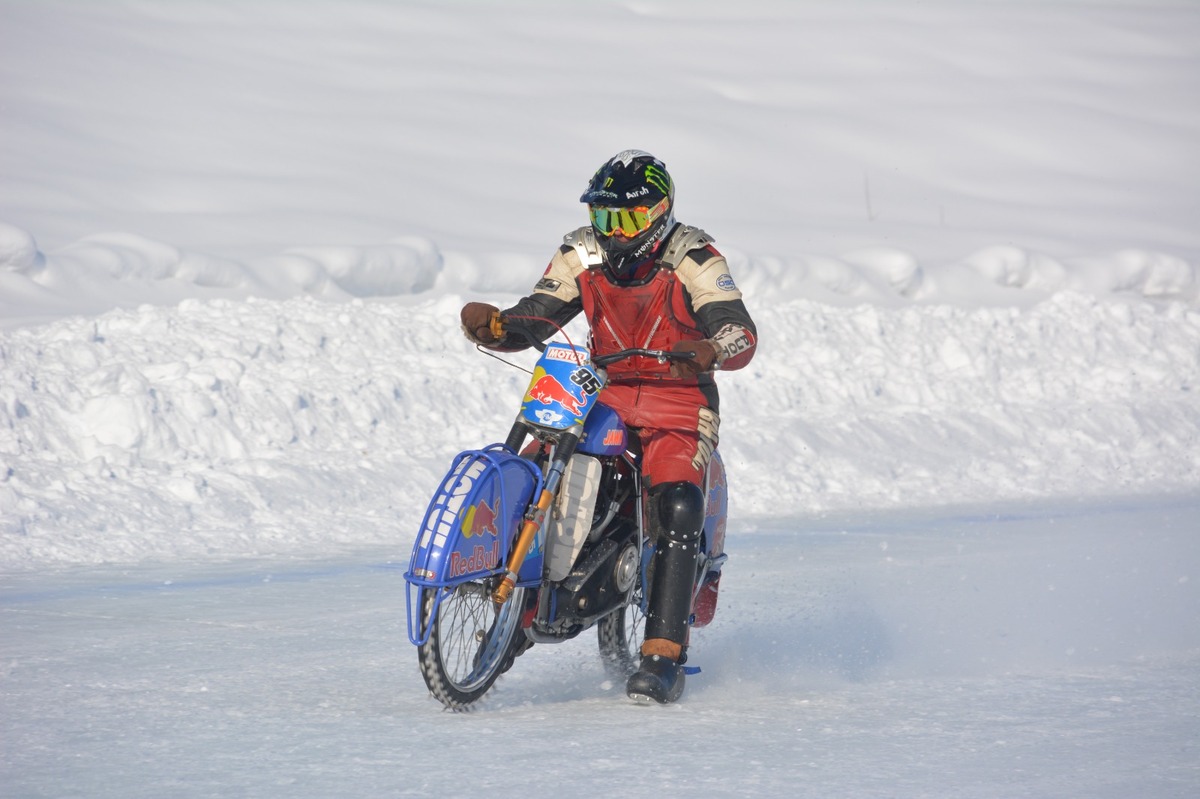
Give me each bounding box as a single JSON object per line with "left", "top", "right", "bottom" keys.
{"left": 669, "top": 339, "right": 720, "bottom": 378}
{"left": 460, "top": 302, "right": 501, "bottom": 345}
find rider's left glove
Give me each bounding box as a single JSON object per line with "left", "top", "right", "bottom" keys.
{"left": 461, "top": 302, "right": 501, "bottom": 345}
{"left": 669, "top": 339, "right": 720, "bottom": 379}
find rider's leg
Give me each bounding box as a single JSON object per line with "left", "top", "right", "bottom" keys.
{"left": 606, "top": 395, "right": 719, "bottom": 703}
{"left": 627, "top": 480, "right": 704, "bottom": 704}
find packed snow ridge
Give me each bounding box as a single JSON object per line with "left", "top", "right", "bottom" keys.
{"left": 1, "top": 224, "right": 1197, "bottom": 569}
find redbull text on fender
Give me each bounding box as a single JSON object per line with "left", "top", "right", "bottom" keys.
{"left": 449, "top": 540, "right": 502, "bottom": 578}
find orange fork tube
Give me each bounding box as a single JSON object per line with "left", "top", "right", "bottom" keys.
{"left": 492, "top": 488, "right": 554, "bottom": 605}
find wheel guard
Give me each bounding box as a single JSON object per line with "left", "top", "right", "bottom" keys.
{"left": 404, "top": 445, "right": 542, "bottom": 646}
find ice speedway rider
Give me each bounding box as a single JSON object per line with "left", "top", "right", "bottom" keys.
{"left": 461, "top": 150, "right": 757, "bottom": 704}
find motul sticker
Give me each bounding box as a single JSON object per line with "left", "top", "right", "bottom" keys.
{"left": 543, "top": 347, "right": 587, "bottom": 365}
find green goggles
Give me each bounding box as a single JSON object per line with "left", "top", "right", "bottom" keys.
{"left": 588, "top": 196, "right": 671, "bottom": 239}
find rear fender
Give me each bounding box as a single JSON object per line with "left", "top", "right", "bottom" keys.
{"left": 703, "top": 451, "right": 728, "bottom": 564}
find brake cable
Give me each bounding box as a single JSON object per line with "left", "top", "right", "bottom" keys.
{"left": 472, "top": 313, "right": 581, "bottom": 375}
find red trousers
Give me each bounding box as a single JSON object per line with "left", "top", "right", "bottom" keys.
{"left": 600, "top": 382, "right": 715, "bottom": 487}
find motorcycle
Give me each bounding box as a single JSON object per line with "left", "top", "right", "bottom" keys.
{"left": 404, "top": 319, "right": 728, "bottom": 710}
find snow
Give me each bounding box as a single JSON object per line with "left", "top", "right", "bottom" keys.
{"left": 1, "top": 1, "right": 1198, "bottom": 796}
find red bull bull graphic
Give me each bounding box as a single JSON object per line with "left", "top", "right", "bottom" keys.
{"left": 461, "top": 498, "right": 499, "bottom": 538}
{"left": 520, "top": 343, "right": 602, "bottom": 429}
{"left": 527, "top": 372, "right": 585, "bottom": 416}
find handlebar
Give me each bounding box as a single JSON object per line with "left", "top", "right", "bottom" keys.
{"left": 496, "top": 315, "right": 695, "bottom": 365}
{"left": 592, "top": 347, "right": 696, "bottom": 366}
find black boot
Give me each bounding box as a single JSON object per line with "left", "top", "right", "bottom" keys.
{"left": 626, "top": 653, "right": 685, "bottom": 704}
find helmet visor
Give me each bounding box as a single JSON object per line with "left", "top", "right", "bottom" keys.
{"left": 589, "top": 196, "right": 670, "bottom": 239}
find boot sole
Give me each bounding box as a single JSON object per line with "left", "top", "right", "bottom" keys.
{"left": 625, "top": 674, "right": 685, "bottom": 705}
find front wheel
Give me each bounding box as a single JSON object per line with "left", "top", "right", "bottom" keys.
{"left": 417, "top": 581, "right": 528, "bottom": 710}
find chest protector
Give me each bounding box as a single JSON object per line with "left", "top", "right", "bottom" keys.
{"left": 577, "top": 265, "right": 705, "bottom": 383}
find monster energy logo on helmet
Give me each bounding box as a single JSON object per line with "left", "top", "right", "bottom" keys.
{"left": 643, "top": 164, "right": 672, "bottom": 197}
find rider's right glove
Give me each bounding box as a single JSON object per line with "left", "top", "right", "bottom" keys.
{"left": 460, "top": 302, "right": 501, "bottom": 345}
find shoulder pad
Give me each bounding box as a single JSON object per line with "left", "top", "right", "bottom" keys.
{"left": 563, "top": 227, "right": 605, "bottom": 267}
{"left": 658, "top": 225, "right": 715, "bottom": 270}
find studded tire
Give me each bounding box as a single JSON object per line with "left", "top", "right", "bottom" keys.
{"left": 417, "top": 582, "right": 528, "bottom": 710}
{"left": 596, "top": 599, "right": 647, "bottom": 682}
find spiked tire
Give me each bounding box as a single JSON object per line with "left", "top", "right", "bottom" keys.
{"left": 416, "top": 583, "right": 528, "bottom": 711}
{"left": 596, "top": 600, "right": 647, "bottom": 682}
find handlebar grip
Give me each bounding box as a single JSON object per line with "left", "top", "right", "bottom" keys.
{"left": 488, "top": 312, "right": 506, "bottom": 341}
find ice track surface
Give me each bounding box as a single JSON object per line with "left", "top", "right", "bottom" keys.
{"left": 3, "top": 495, "right": 1198, "bottom": 799}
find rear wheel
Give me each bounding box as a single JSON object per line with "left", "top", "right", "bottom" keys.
{"left": 417, "top": 581, "right": 527, "bottom": 710}
{"left": 596, "top": 598, "right": 646, "bottom": 681}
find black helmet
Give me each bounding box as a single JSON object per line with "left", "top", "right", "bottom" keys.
{"left": 580, "top": 150, "right": 675, "bottom": 279}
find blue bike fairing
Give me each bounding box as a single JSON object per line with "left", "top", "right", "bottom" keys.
{"left": 578, "top": 402, "right": 629, "bottom": 456}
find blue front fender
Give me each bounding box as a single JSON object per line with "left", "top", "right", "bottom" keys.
{"left": 404, "top": 445, "right": 543, "bottom": 646}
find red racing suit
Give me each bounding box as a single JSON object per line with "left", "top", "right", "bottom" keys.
{"left": 497, "top": 223, "right": 757, "bottom": 487}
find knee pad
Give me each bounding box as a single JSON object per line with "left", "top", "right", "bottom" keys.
{"left": 651, "top": 481, "right": 704, "bottom": 544}
{"left": 644, "top": 481, "right": 705, "bottom": 645}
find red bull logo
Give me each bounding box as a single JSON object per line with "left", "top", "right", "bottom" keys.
{"left": 461, "top": 498, "right": 499, "bottom": 538}
{"left": 449, "top": 540, "right": 502, "bottom": 578}
{"left": 526, "top": 374, "right": 586, "bottom": 416}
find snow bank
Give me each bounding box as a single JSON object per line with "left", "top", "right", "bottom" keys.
{"left": 3, "top": 263, "right": 1197, "bottom": 568}
{"left": 0, "top": 227, "right": 446, "bottom": 328}
{"left": 727, "top": 292, "right": 1200, "bottom": 517}
{"left": 3, "top": 218, "right": 1196, "bottom": 330}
